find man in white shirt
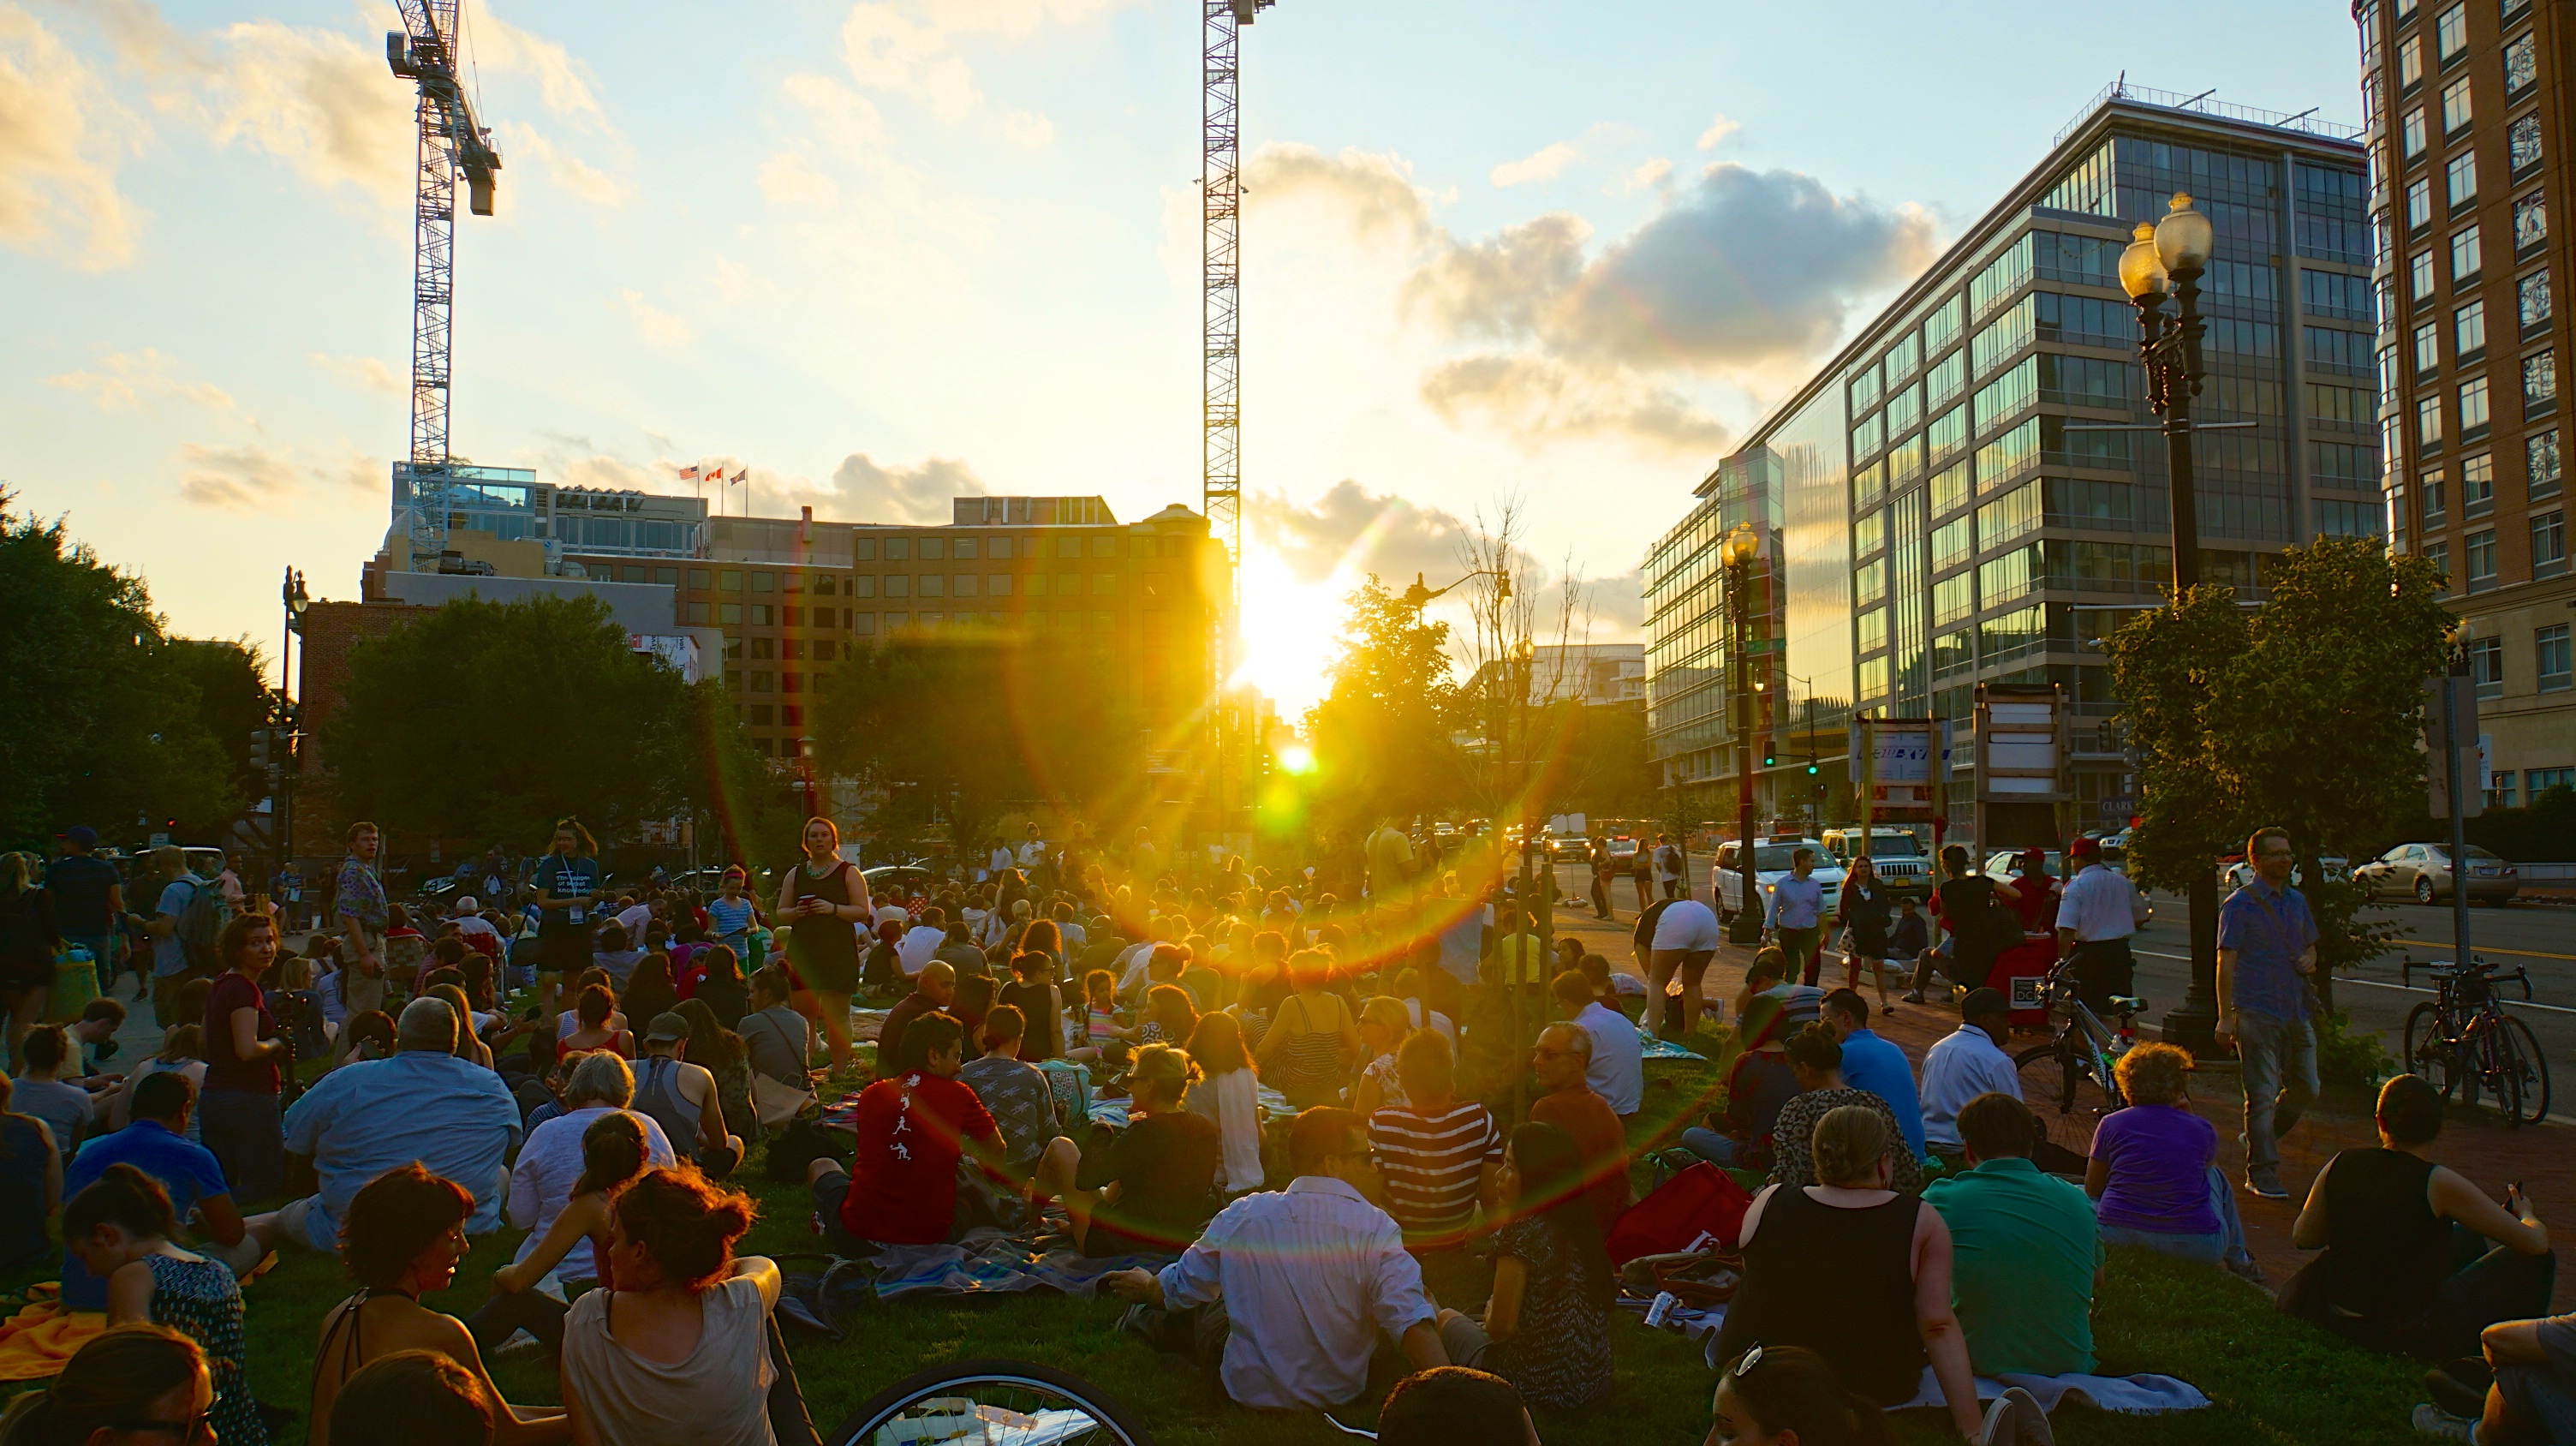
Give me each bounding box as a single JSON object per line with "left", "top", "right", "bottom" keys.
{"left": 1919, "top": 989, "right": 2021, "bottom": 1156}
{"left": 985, "top": 839, "right": 1013, "bottom": 882}
{"left": 1102, "top": 1108, "right": 1446, "bottom": 1410}
{"left": 450, "top": 899, "right": 504, "bottom": 958}
{"left": 897, "top": 905, "right": 950, "bottom": 977}
{"left": 1551, "top": 972, "right": 1643, "bottom": 1115}
{"left": 2054, "top": 836, "right": 2150, "bottom": 1011}
{"left": 1017, "top": 823, "right": 1048, "bottom": 869}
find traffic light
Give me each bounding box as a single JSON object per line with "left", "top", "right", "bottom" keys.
{"left": 249, "top": 728, "right": 271, "bottom": 774}
{"left": 1762, "top": 747, "right": 1777, "bottom": 768}
{"left": 1806, "top": 759, "right": 1820, "bottom": 776}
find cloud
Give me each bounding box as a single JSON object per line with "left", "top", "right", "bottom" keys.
{"left": 45, "top": 349, "right": 232, "bottom": 410}
{"left": 0, "top": 6, "right": 143, "bottom": 267}
{"left": 174, "top": 439, "right": 301, "bottom": 509}
{"left": 824, "top": 452, "right": 984, "bottom": 523}
{"left": 1490, "top": 141, "right": 1580, "bottom": 188}
{"left": 1613, "top": 157, "right": 1671, "bottom": 196}
{"left": 835, "top": 0, "right": 1134, "bottom": 122}
{"left": 757, "top": 152, "right": 839, "bottom": 209}
{"left": 1249, "top": 480, "right": 1476, "bottom": 589}
{"left": 467, "top": 8, "right": 605, "bottom": 125}
{"left": 781, "top": 73, "right": 885, "bottom": 157}
{"left": 1418, "top": 355, "right": 1729, "bottom": 454}
{"left": 1696, "top": 114, "right": 1741, "bottom": 150}
{"left": 1001, "top": 110, "right": 1054, "bottom": 148}
{"left": 711, "top": 255, "right": 760, "bottom": 302}
{"left": 1401, "top": 213, "right": 1589, "bottom": 343}
{"left": 1241, "top": 142, "right": 1433, "bottom": 248}
{"left": 498, "top": 122, "right": 625, "bottom": 206}
{"left": 311, "top": 351, "right": 401, "bottom": 394}
{"left": 198, "top": 19, "right": 414, "bottom": 204}
{"left": 616, "top": 290, "right": 693, "bottom": 346}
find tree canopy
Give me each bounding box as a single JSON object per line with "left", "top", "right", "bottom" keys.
{"left": 1304, "top": 576, "right": 1464, "bottom": 832}
{"left": 322, "top": 592, "right": 754, "bottom": 850}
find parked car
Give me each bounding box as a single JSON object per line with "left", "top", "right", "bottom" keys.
{"left": 1714, "top": 836, "right": 1846, "bottom": 924}
{"left": 2217, "top": 856, "right": 2351, "bottom": 890}
{"left": 862, "top": 863, "right": 942, "bottom": 901}
{"left": 1822, "top": 827, "right": 1933, "bottom": 900}
{"left": 2352, "top": 843, "right": 2520, "bottom": 905}
{"left": 1544, "top": 832, "right": 1590, "bottom": 862}
{"left": 1605, "top": 836, "right": 1640, "bottom": 863}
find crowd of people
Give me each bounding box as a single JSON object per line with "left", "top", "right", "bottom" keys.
{"left": 0, "top": 813, "right": 2565, "bottom": 1446}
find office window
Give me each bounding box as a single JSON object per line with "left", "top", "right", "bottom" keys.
{"left": 815, "top": 576, "right": 837, "bottom": 595}
{"left": 1857, "top": 608, "right": 1888, "bottom": 654}
{"left": 852, "top": 613, "right": 875, "bottom": 636}
{"left": 780, "top": 571, "right": 802, "bottom": 594}
{"left": 722, "top": 636, "right": 744, "bottom": 661}
{"left": 1858, "top": 656, "right": 1890, "bottom": 700}
{"left": 2423, "top": 466, "right": 2448, "bottom": 518}
{"left": 1886, "top": 383, "right": 1922, "bottom": 436}
{"left": 1929, "top": 404, "right": 1969, "bottom": 463}
{"left": 917, "top": 574, "right": 945, "bottom": 598}
{"left": 850, "top": 575, "right": 874, "bottom": 598}
{"left": 2462, "top": 375, "right": 2493, "bottom": 433}
{"left": 2466, "top": 527, "right": 2499, "bottom": 588}
{"left": 781, "top": 606, "right": 801, "bottom": 627}
{"left": 1854, "top": 510, "right": 1886, "bottom": 558}
{"left": 987, "top": 574, "right": 1012, "bottom": 596}
{"left": 852, "top": 537, "right": 877, "bottom": 562}
{"left": 2412, "top": 248, "right": 2438, "bottom": 304}
{"left": 2464, "top": 452, "right": 2495, "bottom": 514}
{"left": 2382, "top": 341, "right": 2402, "bottom": 398}
{"left": 2530, "top": 428, "right": 2562, "bottom": 497}
{"left": 2442, "top": 76, "right": 2473, "bottom": 133}
{"left": 2403, "top": 106, "right": 2429, "bottom": 158}
{"left": 1852, "top": 460, "right": 1886, "bottom": 509}
{"left": 2522, "top": 269, "right": 2554, "bottom": 332}
{"left": 2317, "top": 498, "right": 2382, "bottom": 537}
{"left": 952, "top": 574, "right": 977, "bottom": 598}
{"left": 2447, "top": 151, "right": 2478, "bottom": 209}
{"left": 1093, "top": 537, "right": 1118, "bottom": 558}
{"left": 2426, "top": 541, "right": 2450, "bottom": 589}
{"left": 719, "top": 603, "right": 742, "bottom": 624}
{"left": 2534, "top": 766, "right": 2576, "bottom": 793}
{"left": 2457, "top": 299, "right": 2488, "bottom": 356}
{"left": 2469, "top": 639, "right": 2504, "bottom": 705}
{"left": 2419, "top": 391, "right": 2447, "bottom": 447}
{"left": 748, "top": 705, "right": 772, "bottom": 726}
{"left": 886, "top": 537, "right": 911, "bottom": 560}
{"left": 1933, "top": 516, "right": 1972, "bottom": 572}
{"left": 2516, "top": 193, "right": 2548, "bottom": 250}
{"left": 2538, "top": 624, "right": 2572, "bottom": 690}
{"left": 1855, "top": 558, "right": 1887, "bottom": 606}
{"left": 2415, "top": 320, "right": 2442, "bottom": 375}
{"left": 2527, "top": 349, "right": 2558, "bottom": 412}
{"left": 883, "top": 612, "right": 909, "bottom": 630}
{"left": 884, "top": 574, "right": 909, "bottom": 598}
{"left": 752, "top": 572, "right": 773, "bottom": 593}
{"left": 953, "top": 538, "right": 976, "bottom": 561}
{"left": 748, "top": 605, "right": 772, "bottom": 626}
{"left": 1926, "top": 351, "right": 1966, "bottom": 408}
{"left": 1852, "top": 412, "right": 1885, "bottom": 460}
{"left": 2400, "top": 34, "right": 2424, "bottom": 86}
{"left": 2534, "top": 509, "right": 2567, "bottom": 573}
{"left": 2504, "top": 33, "right": 2537, "bottom": 94}
{"left": 689, "top": 568, "right": 711, "bottom": 589}
{"left": 2510, "top": 114, "right": 2543, "bottom": 176}
{"left": 1850, "top": 367, "right": 1882, "bottom": 412}
{"left": 751, "top": 672, "right": 774, "bottom": 694}
{"left": 2406, "top": 178, "right": 2433, "bottom": 230}
{"left": 2397, "top": 0, "right": 2418, "bottom": 17}
{"left": 1091, "top": 573, "right": 1118, "bottom": 595}
{"left": 988, "top": 537, "right": 1012, "bottom": 561}
{"left": 2436, "top": 3, "right": 2467, "bottom": 60}
{"left": 719, "top": 570, "right": 742, "bottom": 591}
{"left": 1057, "top": 537, "right": 1082, "bottom": 559}
{"left": 2453, "top": 224, "right": 2482, "bottom": 281}
{"left": 1933, "top": 572, "right": 1976, "bottom": 627}
{"left": 687, "top": 601, "right": 708, "bottom": 624}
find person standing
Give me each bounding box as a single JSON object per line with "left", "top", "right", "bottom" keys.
{"left": 0, "top": 854, "right": 58, "bottom": 1065}
{"left": 2055, "top": 835, "right": 2149, "bottom": 1012}
{"left": 45, "top": 827, "right": 124, "bottom": 998}
{"left": 530, "top": 820, "right": 602, "bottom": 1028}
{"left": 272, "top": 859, "right": 306, "bottom": 935}
{"left": 1586, "top": 840, "right": 1613, "bottom": 921}
{"left": 1630, "top": 843, "right": 1653, "bottom": 913}
{"left": 1765, "top": 847, "right": 1829, "bottom": 988}
{"left": 2218, "top": 825, "right": 2320, "bottom": 1201}
{"left": 335, "top": 822, "right": 390, "bottom": 1019}
{"left": 777, "top": 816, "right": 869, "bottom": 1074}
{"left": 1652, "top": 834, "right": 1685, "bottom": 901}
{"left": 200, "top": 914, "right": 287, "bottom": 1204}
{"left": 139, "top": 846, "right": 201, "bottom": 1031}
{"left": 1836, "top": 856, "right": 1896, "bottom": 1013}
{"left": 1365, "top": 819, "right": 1416, "bottom": 901}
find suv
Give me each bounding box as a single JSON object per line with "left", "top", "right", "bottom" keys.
{"left": 1820, "top": 827, "right": 1930, "bottom": 901}
{"left": 1713, "top": 837, "right": 1846, "bottom": 925}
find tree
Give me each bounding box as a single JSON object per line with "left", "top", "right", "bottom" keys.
{"left": 166, "top": 639, "right": 272, "bottom": 816}
{"left": 322, "top": 593, "right": 742, "bottom": 850}
{"left": 1305, "top": 576, "right": 1462, "bottom": 834}
{"left": 0, "top": 489, "right": 238, "bottom": 847}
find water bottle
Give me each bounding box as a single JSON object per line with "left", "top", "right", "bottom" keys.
{"left": 1643, "top": 1290, "right": 1679, "bottom": 1329}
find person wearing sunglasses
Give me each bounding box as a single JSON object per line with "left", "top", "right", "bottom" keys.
{"left": 0, "top": 1324, "right": 217, "bottom": 1445}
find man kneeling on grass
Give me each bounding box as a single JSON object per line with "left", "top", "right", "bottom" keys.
{"left": 1100, "top": 1106, "right": 1448, "bottom": 1411}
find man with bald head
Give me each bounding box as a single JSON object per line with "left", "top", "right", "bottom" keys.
{"left": 1529, "top": 1018, "right": 1631, "bottom": 1232}
{"left": 879, "top": 960, "right": 958, "bottom": 1078}
{"left": 249, "top": 995, "right": 522, "bottom": 1254}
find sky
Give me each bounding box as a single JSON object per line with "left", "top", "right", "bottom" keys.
{"left": 2, "top": 0, "right": 2366, "bottom": 716}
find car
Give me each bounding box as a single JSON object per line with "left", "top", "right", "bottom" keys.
{"left": 2352, "top": 843, "right": 2521, "bottom": 905}
{"left": 1544, "top": 833, "right": 1590, "bottom": 862}
{"left": 1713, "top": 837, "right": 1846, "bottom": 924}
{"left": 2217, "top": 857, "right": 2350, "bottom": 890}
{"left": 1606, "top": 836, "right": 1640, "bottom": 863}
{"left": 862, "top": 863, "right": 942, "bottom": 901}
{"left": 1821, "top": 827, "right": 1932, "bottom": 900}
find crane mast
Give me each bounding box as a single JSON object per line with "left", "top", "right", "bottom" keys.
{"left": 386, "top": 0, "right": 500, "bottom": 568}
{"left": 1205, "top": 0, "right": 1272, "bottom": 837}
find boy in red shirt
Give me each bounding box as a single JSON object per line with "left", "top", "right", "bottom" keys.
{"left": 808, "top": 1011, "right": 1005, "bottom": 1246}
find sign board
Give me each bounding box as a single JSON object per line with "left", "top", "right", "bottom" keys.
{"left": 1975, "top": 684, "right": 2069, "bottom": 802}
{"left": 2421, "top": 676, "right": 2485, "bottom": 818}
{"left": 1852, "top": 716, "right": 1938, "bottom": 820}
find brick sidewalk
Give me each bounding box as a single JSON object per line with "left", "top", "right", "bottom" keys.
{"left": 1556, "top": 903, "right": 2575, "bottom": 1311}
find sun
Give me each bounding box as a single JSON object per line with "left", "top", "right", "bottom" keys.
{"left": 1231, "top": 546, "right": 1347, "bottom": 720}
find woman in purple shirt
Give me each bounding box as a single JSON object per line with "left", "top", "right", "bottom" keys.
{"left": 2085, "top": 1042, "right": 2256, "bottom": 1276}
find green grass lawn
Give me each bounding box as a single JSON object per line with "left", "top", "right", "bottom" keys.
{"left": 1, "top": 1044, "right": 2454, "bottom": 1445}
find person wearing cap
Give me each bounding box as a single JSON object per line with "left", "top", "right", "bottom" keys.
{"left": 2055, "top": 835, "right": 2149, "bottom": 1013}
{"left": 45, "top": 828, "right": 126, "bottom": 1000}
{"left": 1920, "top": 989, "right": 2023, "bottom": 1162}
{"left": 632, "top": 1011, "right": 743, "bottom": 1178}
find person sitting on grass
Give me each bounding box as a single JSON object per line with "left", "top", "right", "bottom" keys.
{"left": 737, "top": 966, "right": 813, "bottom": 1091}
{"left": 957, "top": 1005, "right": 1060, "bottom": 1198}
{"left": 2084, "top": 1041, "right": 2256, "bottom": 1277}
{"left": 1099, "top": 1106, "right": 1448, "bottom": 1411}
{"left": 1713, "top": 1105, "right": 1986, "bottom": 1437}
{"left": 1353, "top": 996, "right": 1415, "bottom": 1118}
{"left": 1433, "top": 1121, "right": 1614, "bottom": 1410}
{"left": 1253, "top": 948, "right": 1363, "bottom": 1111}
{"left": 1377, "top": 1367, "right": 1541, "bottom": 1446}
{"left": 876, "top": 962, "right": 957, "bottom": 1082}
{"left": 1706, "top": 1342, "right": 1894, "bottom": 1446}
{"left": 61, "top": 1165, "right": 266, "bottom": 1446}
{"left": 2282, "top": 1073, "right": 2555, "bottom": 1361}
{"left": 1923, "top": 1092, "right": 2100, "bottom": 1378}
{"left": 470, "top": 1111, "right": 652, "bottom": 1357}
{"left": 1528, "top": 1023, "right": 1631, "bottom": 1233}
{"left": 1182, "top": 1011, "right": 1264, "bottom": 1197}
{"left": 1765, "top": 1025, "right": 1923, "bottom": 1193}
{"left": 809, "top": 1012, "right": 1005, "bottom": 1249}
{"left": 1552, "top": 969, "right": 1643, "bottom": 1118}
{"left": 1821, "top": 987, "right": 1923, "bottom": 1160}
{"left": 12, "top": 1026, "right": 98, "bottom": 1160}
{"left": 0, "top": 1077, "right": 58, "bottom": 1277}
{"left": 62, "top": 1072, "right": 253, "bottom": 1311}
{"left": 0, "top": 1324, "right": 216, "bottom": 1446}
{"left": 2412, "top": 1306, "right": 2576, "bottom": 1444}
{"left": 632, "top": 1013, "right": 744, "bottom": 1180}
{"left": 307, "top": 1163, "right": 566, "bottom": 1446}
{"left": 1680, "top": 994, "right": 1798, "bottom": 1169}
{"left": 331, "top": 1352, "right": 498, "bottom": 1446}
{"left": 1367, "top": 1030, "right": 1503, "bottom": 1253}
{"left": 1033, "top": 1043, "right": 1221, "bottom": 1257}
{"left": 558, "top": 983, "right": 633, "bottom": 1062}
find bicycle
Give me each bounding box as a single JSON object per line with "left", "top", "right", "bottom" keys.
{"left": 2012, "top": 956, "right": 2147, "bottom": 1120}
{"left": 830, "top": 1359, "right": 1154, "bottom": 1446}
{"left": 2401, "top": 956, "right": 2552, "bottom": 1127}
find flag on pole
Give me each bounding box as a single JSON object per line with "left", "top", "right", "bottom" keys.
{"left": 677, "top": 465, "right": 700, "bottom": 481}
{"left": 731, "top": 468, "right": 749, "bottom": 482}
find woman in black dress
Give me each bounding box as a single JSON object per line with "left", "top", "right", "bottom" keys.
{"left": 1836, "top": 856, "right": 1897, "bottom": 1015}
{"left": 774, "top": 816, "right": 869, "bottom": 1073}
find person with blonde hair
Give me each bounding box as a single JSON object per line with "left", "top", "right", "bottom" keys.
{"left": 1035, "top": 1043, "right": 1221, "bottom": 1256}
{"left": 2086, "top": 1041, "right": 2254, "bottom": 1273}
{"left": 1352, "top": 995, "right": 1416, "bottom": 1117}
{"left": 1714, "top": 1104, "right": 1984, "bottom": 1436}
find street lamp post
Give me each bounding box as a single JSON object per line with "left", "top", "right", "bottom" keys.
{"left": 1720, "top": 524, "right": 1760, "bottom": 935}
{"left": 2119, "top": 191, "right": 2223, "bottom": 1050}
{"left": 278, "top": 567, "right": 309, "bottom": 876}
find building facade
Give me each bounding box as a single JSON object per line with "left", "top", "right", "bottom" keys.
{"left": 2356, "top": 0, "right": 2575, "bottom": 805}
{"left": 1646, "top": 86, "right": 2377, "bottom": 834}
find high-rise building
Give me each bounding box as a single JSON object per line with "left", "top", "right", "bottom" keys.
{"left": 1645, "top": 85, "right": 2375, "bottom": 833}
{"left": 2355, "top": 0, "right": 2574, "bottom": 806}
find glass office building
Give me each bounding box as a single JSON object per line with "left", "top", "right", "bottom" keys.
{"left": 1645, "top": 86, "right": 2373, "bottom": 831}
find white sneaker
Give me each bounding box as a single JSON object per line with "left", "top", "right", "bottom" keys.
{"left": 2411, "top": 1403, "right": 2476, "bottom": 1442}
{"left": 1980, "top": 1387, "right": 2054, "bottom": 1446}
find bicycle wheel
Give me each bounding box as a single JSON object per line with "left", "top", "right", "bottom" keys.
{"left": 2014, "top": 1042, "right": 2080, "bottom": 1114}
{"left": 2496, "top": 1014, "right": 2552, "bottom": 1126}
{"left": 2403, "top": 1002, "right": 2458, "bottom": 1099}
{"left": 829, "top": 1359, "right": 1155, "bottom": 1446}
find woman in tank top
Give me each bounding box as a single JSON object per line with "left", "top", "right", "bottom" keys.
{"left": 1251, "top": 949, "right": 1360, "bottom": 1110}
{"left": 774, "top": 816, "right": 869, "bottom": 1074}
{"left": 1713, "top": 1103, "right": 1983, "bottom": 1437}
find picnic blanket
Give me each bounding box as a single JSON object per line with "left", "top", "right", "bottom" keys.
{"left": 849, "top": 1007, "right": 889, "bottom": 1043}
{"left": 0, "top": 1289, "right": 104, "bottom": 1382}
{"left": 1640, "top": 1036, "right": 1704, "bottom": 1061}
{"left": 850, "top": 1228, "right": 1174, "bottom": 1300}
{"left": 1088, "top": 1081, "right": 1294, "bottom": 1132}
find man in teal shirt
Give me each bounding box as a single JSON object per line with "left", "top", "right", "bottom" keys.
{"left": 1923, "top": 1091, "right": 2101, "bottom": 1377}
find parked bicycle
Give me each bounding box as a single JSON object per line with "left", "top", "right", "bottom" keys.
{"left": 2401, "top": 956, "right": 2552, "bottom": 1127}
{"left": 2013, "top": 956, "right": 2147, "bottom": 1119}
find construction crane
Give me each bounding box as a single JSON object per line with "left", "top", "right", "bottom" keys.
{"left": 1204, "top": 0, "right": 1273, "bottom": 837}
{"left": 385, "top": 0, "right": 502, "bottom": 570}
